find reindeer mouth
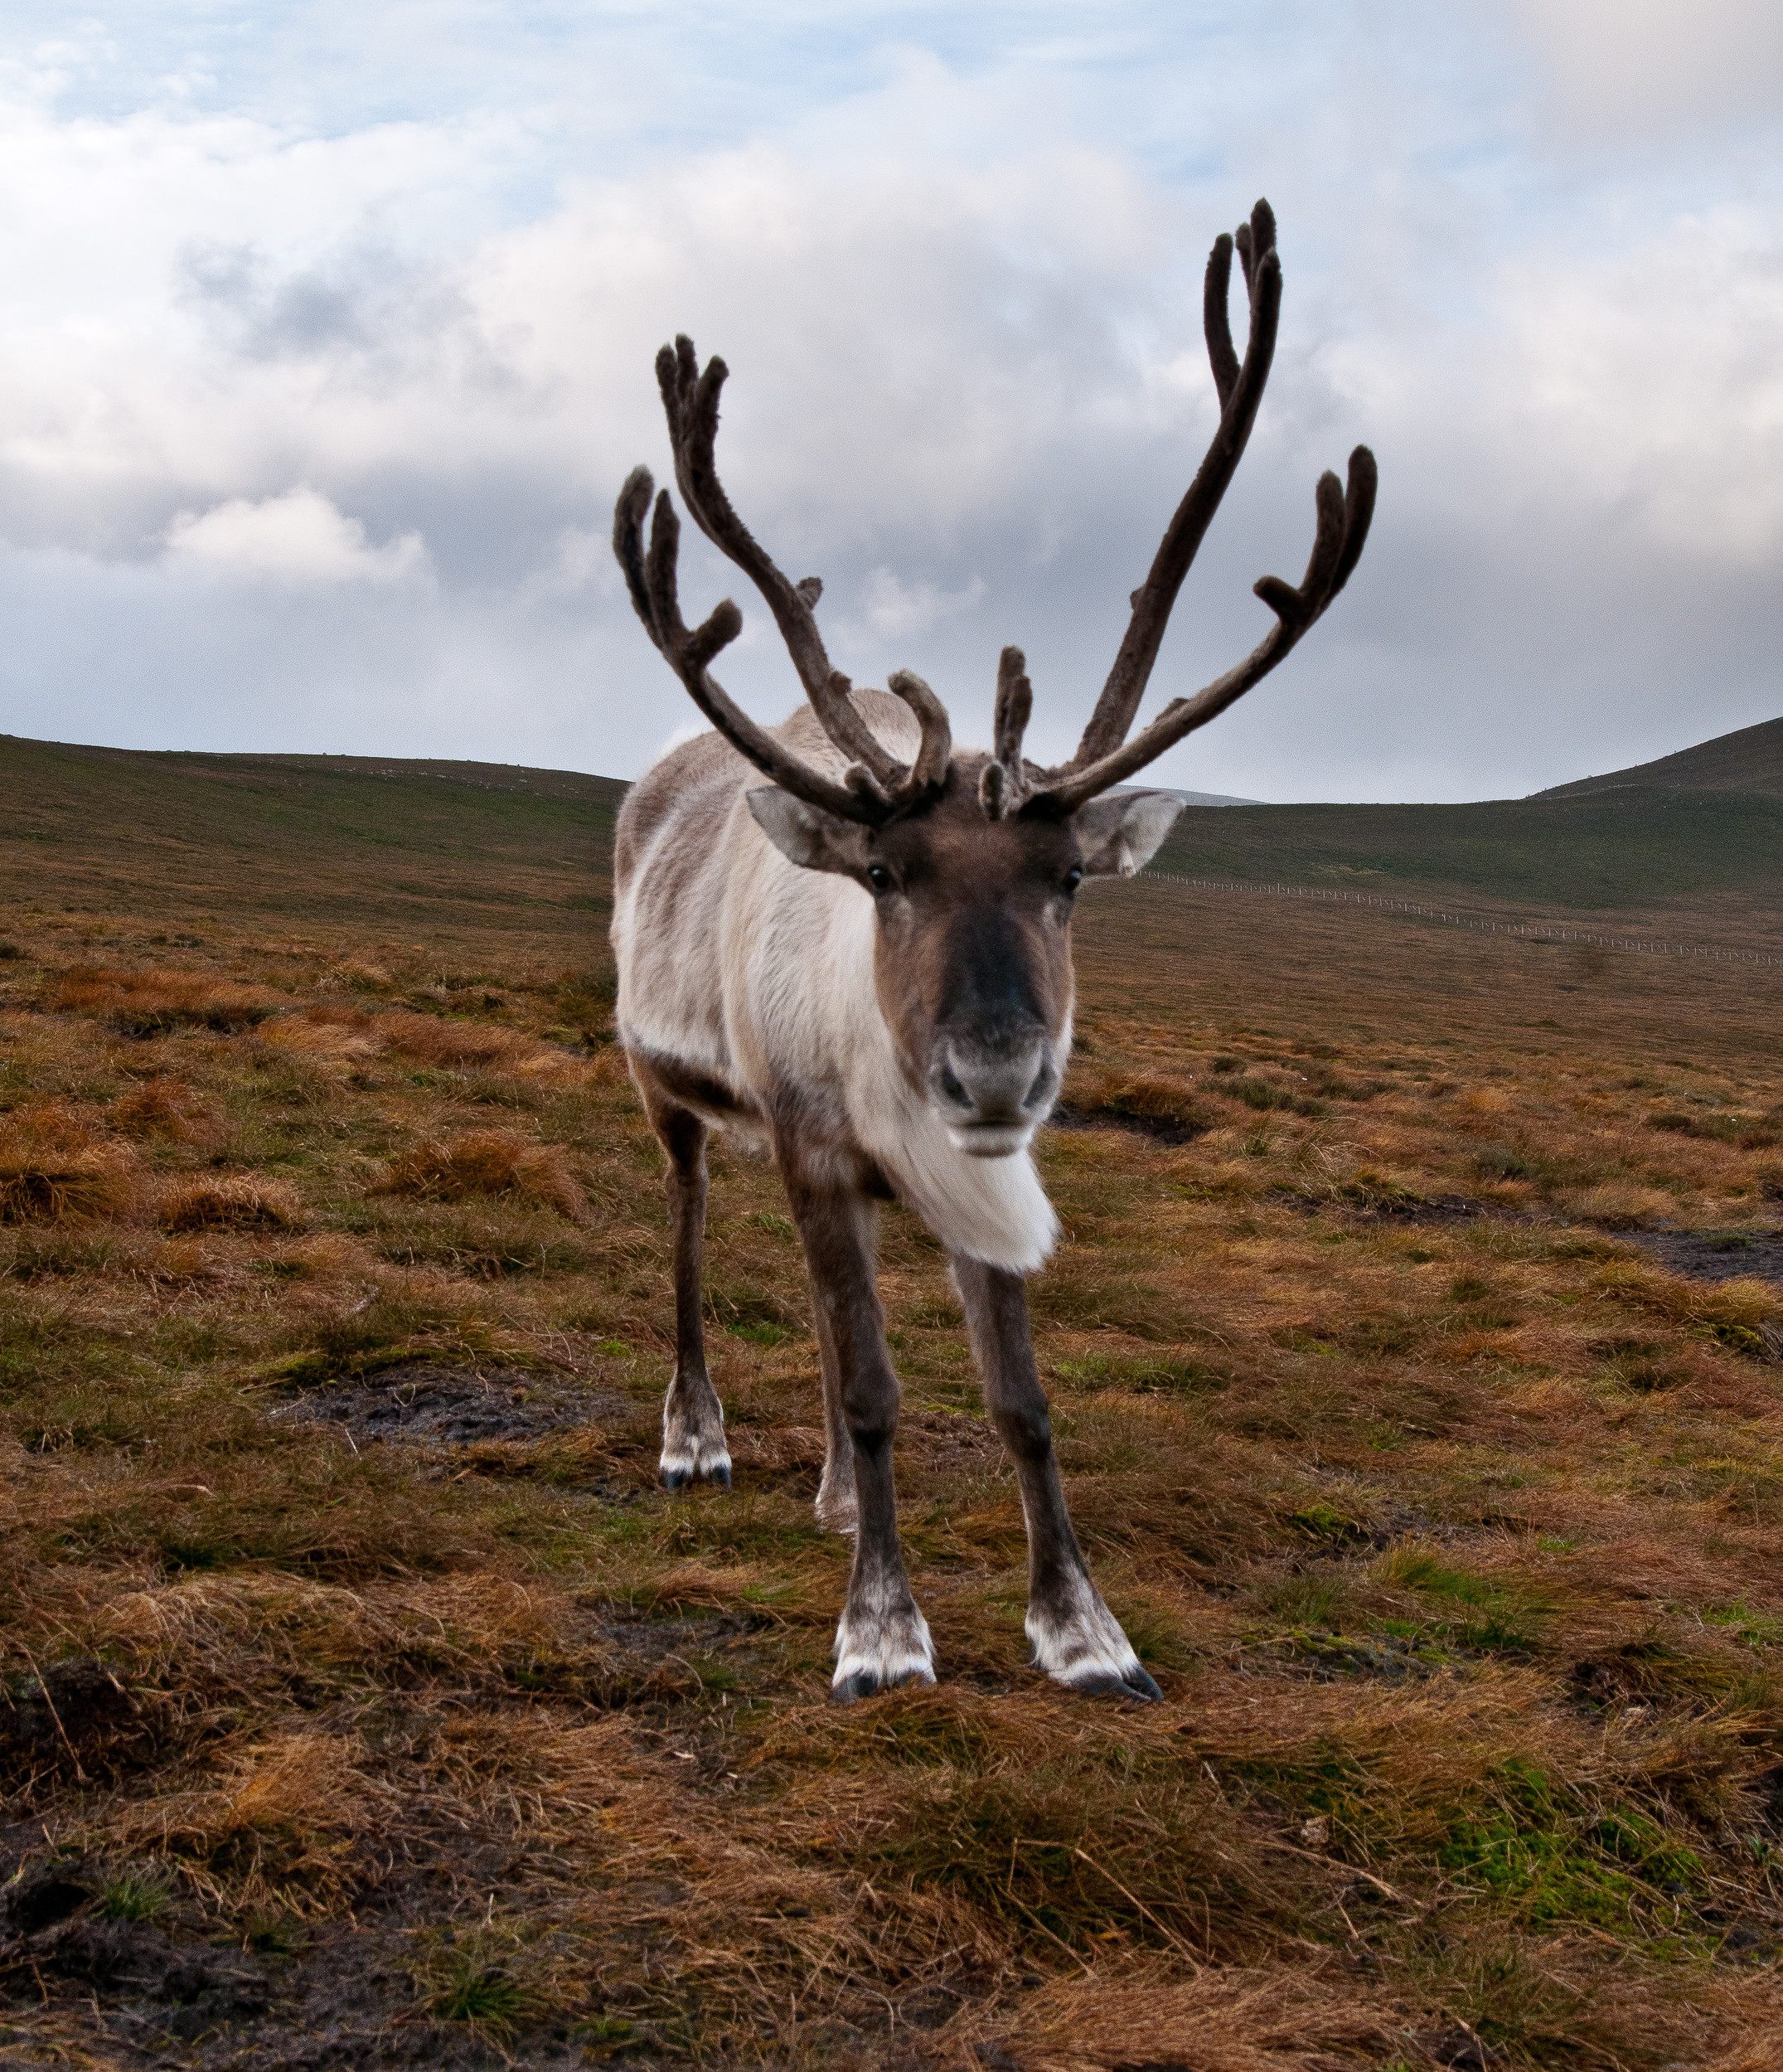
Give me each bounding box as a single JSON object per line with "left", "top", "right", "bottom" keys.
{"left": 947, "top": 1118, "right": 1039, "bottom": 1159}
{"left": 933, "top": 1050, "right": 1055, "bottom": 1157}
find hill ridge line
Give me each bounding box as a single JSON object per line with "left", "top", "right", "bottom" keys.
{"left": 1146, "top": 872, "right": 1782, "bottom": 972}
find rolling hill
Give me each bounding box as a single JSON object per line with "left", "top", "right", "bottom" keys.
{"left": 1534, "top": 712, "right": 1783, "bottom": 799}
{"left": 1148, "top": 787, "right": 1783, "bottom": 909}
{"left": 0, "top": 733, "right": 624, "bottom": 959}
{"left": 1148, "top": 711, "right": 1783, "bottom": 911}
{"left": 7, "top": 712, "right": 1783, "bottom": 929}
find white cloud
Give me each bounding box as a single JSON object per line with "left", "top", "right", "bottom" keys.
{"left": 161, "top": 488, "right": 429, "bottom": 585}
{"left": 855, "top": 567, "right": 986, "bottom": 640}
{"left": 0, "top": 4, "right": 1779, "bottom": 799}
{"left": 1500, "top": 0, "right": 1783, "bottom": 136}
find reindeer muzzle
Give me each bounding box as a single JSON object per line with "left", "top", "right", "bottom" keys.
{"left": 932, "top": 1036, "right": 1056, "bottom": 1157}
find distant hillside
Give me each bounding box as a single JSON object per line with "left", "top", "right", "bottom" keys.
{"left": 1140, "top": 786, "right": 1264, "bottom": 808}
{"left": 7, "top": 727, "right": 1782, "bottom": 932}
{"left": 1533, "top": 714, "right": 1783, "bottom": 800}
{"left": 0, "top": 733, "right": 624, "bottom": 956}
{"left": 1147, "top": 712, "right": 1783, "bottom": 911}
{"left": 1150, "top": 789, "right": 1783, "bottom": 910}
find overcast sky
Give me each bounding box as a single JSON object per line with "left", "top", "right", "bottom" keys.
{"left": 1, "top": 2, "right": 1779, "bottom": 801}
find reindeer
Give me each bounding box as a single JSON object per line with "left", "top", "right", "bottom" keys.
{"left": 609, "top": 201, "right": 1374, "bottom": 1702}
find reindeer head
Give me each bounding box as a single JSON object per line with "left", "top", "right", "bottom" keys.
{"left": 614, "top": 201, "right": 1375, "bottom": 1158}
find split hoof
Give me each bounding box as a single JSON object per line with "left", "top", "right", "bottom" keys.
{"left": 831, "top": 1603, "right": 936, "bottom": 1704}
{"left": 1069, "top": 1661, "right": 1164, "bottom": 1702}
{"left": 1026, "top": 1581, "right": 1162, "bottom": 1702}
{"left": 658, "top": 1453, "right": 732, "bottom": 1492}
{"left": 830, "top": 1664, "right": 937, "bottom": 1706}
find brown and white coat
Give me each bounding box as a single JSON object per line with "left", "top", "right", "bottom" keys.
{"left": 609, "top": 200, "right": 1375, "bottom": 1701}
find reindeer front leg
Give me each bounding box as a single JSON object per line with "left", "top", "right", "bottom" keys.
{"left": 952, "top": 1254, "right": 1160, "bottom": 1700}
{"left": 783, "top": 1167, "right": 933, "bottom": 1701}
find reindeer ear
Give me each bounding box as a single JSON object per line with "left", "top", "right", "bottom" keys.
{"left": 746, "top": 787, "right": 874, "bottom": 876}
{"left": 1073, "top": 791, "right": 1184, "bottom": 879}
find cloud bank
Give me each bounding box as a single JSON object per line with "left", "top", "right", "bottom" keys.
{"left": 0, "top": 3, "right": 1779, "bottom": 800}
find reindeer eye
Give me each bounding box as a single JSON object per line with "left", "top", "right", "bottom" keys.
{"left": 866, "top": 866, "right": 894, "bottom": 894}
{"left": 1062, "top": 866, "right": 1083, "bottom": 895}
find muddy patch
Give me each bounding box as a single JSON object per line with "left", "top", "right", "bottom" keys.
{"left": 0, "top": 1846, "right": 578, "bottom": 2070}
{"left": 1050, "top": 1103, "right": 1205, "bottom": 1148}
{"left": 1277, "top": 1187, "right": 1506, "bottom": 1226}
{"left": 271, "top": 1361, "right": 636, "bottom": 1450}
{"left": 1, "top": 1863, "right": 273, "bottom": 2047}
{"left": 0, "top": 1657, "right": 154, "bottom": 1779}
{"left": 1622, "top": 1227, "right": 1783, "bottom": 1288}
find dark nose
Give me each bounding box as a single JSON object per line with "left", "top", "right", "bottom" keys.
{"left": 935, "top": 1036, "right": 1055, "bottom": 1125}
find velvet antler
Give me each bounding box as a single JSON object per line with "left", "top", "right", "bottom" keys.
{"left": 1005, "top": 201, "right": 1375, "bottom": 815}
{"left": 615, "top": 337, "right": 952, "bottom": 824}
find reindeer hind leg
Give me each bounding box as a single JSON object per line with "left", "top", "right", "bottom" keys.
{"left": 637, "top": 1070, "right": 730, "bottom": 1492}
{"left": 812, "top": 1299, "right": 859, "bottom": 1535}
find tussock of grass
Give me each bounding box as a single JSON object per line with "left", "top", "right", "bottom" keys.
{"left": 93, "top": 1868, "right": 174, "bottom": 1924}
{"left": 375, "top": 1007, "right": 584, "bottom": 1080}
{"left": 956, "top": 1970, "right": 1395, "bottom": 2072}
{"left": 375, "top": 1128, "right": 588, "bottom": 1223}
{"left": 51, "top": 964, "right": 284, "bottom": 1035}
{"left": 112, "top": 1075, "right": 212, "bottom": 1140}
{"left": 1560, "top": 1179, "right": 1674, "bottom": 1228}
{"left": 158, "top": 1174, "right": 304, "bottom": 1232}
{"left": 86, "top": 1731, "right": 387, "bottom": 1915}
{"left": 256, "top": 1017, "right": 381, "bottom": 1069}
{"left": 1069, "top": 1068, "right": 1216, "bottom": 1137}
{"left": 0, "top": 1104, "right": 136, "bottom": 1223}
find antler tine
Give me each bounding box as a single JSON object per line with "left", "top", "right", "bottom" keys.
{"left": 613, "top": 465, "right": 665, "bottom": 653}
{"left": 886, "top": 670, "right": 952, "bottom": 796}
{"left": 656, "top": 335, "right": 903, "bottom": 789}
{"left": 1036, "top": 443, "right": 1377, "bottom": 813}
{"left": 977, "top": 647, "right": 1034, "bottom": 820}
{"left": 1067, "top": 202, "right": 1282, "bottom": 771}
{"left": 993, "top": 647, "right": 1034, "bottom": 772}
{"left": 1204, "top": 235, "right": 1240, "bottom": 410}
{"left": 613, "top": 470, "right": 886, "bottom": 826}
{"left": 618, "top": 341, "right": 969, "bottom": 826}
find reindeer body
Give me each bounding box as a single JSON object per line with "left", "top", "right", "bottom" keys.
{"left": 615, "top": 694, "right": 1058, "bottom": 1275}
{"left": 607, "top": 200, "right": 1375, "bottom": 1701}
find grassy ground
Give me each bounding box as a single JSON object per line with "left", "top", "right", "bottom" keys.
{"left": 2, "top": 745, "right": 1783, "bottom": 2070}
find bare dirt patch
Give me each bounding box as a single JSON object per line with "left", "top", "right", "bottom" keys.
{"left": 1623, "top": 1225, "right": 1783, "bottom": 1287}
{"left": 272, "top": 1361, "right": 632, "bottom": 1451}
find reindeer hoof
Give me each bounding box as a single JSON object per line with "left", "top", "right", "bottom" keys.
{"left": 830, "top": 1664, "right": 937, "bottom": 1706}
{"left": 1072, "top": 1662, "right": 1163, "bottom": 1702}
{"left": 1026, "top": 1586, "right": 1161, "bottom": 1701}
{"left": 831, "top": 1604, "right": 936, "bottom": 1702}
{"left": 658, "top": 1450, "right": 732, "bottom": 1492}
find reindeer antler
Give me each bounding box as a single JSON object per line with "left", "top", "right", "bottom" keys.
{"left": 614, "top": 338, "right": 951, "bottom": 826}
{"left": 984, "top": 201, "right": 1375, "bottom": 818}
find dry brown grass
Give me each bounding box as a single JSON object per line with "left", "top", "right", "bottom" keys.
{"left": 157, "top": 1174, "right": 305, "bottom": 1232}
{"left": 0, "top": 1101, "right": 136, "bottom": 1222}
{"left": 2, "top": 833, "right": 1781, "bottom": 2070}
{"left": 85, "top": 1730, "right": 392, "bottom": 1916}
{"left": 374, "top": 1127, "right": 589, "bottom": 1222}
{"left": 112, "top": 1075, "right": 212, "bottom": 1141}
{"left": 50, "top": 963, "right": 285, "bottom": 1034}
{"left": 947, "top": 1970, "right": 1396, "bottom": 2072}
